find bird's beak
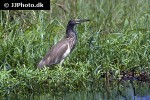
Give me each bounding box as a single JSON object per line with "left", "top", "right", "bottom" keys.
{"left": 75, "top": 19, "right": 90, "bottom": 24}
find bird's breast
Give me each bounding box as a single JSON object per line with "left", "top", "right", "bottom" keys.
{"left": 62, "top": 43, "right": 70, "bottom": 59}
{"left": 67, "top": 36, "right": 77, "bottom": 51}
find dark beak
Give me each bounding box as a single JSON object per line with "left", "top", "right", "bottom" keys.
{"left": 76, "top": 19, "right": 90, "bottom": 24}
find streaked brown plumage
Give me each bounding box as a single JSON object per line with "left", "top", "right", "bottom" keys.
{"left": 38, "top": 19, "right": 90, "bottom": 68}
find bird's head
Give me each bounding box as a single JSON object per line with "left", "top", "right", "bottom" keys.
{"left": 68, "top": 19, "right": 90, "bottom": 26}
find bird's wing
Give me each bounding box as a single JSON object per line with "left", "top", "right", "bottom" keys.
{"left": 38, "top": 39, "right": 69, "bottom": 67}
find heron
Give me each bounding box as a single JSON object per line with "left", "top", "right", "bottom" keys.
{"left": 38, "top": 19, "right": 90, "bottom": 68}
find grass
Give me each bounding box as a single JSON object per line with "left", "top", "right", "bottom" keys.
{"left": 0, "top": 0, "right": 150, "bottom": 97}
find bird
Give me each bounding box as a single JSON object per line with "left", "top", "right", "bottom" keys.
{"left": 37, "top": 19, "right": 90, "bottom": 68}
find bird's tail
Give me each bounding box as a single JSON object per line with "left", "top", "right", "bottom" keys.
{"left": 37, "top": 60, "right": 45, "bottom": 68}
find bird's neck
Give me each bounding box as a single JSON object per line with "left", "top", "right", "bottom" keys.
{"left": 66, "top": 25, "right": 77, "bottom": 39}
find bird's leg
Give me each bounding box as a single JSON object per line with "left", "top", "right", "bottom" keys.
{"left": 57, "top": 60, "right": 64, "bottom": 71}
{"left": 59, "top": 59, "right": 64, "bottom": 67}
{"left": 56, "top": 60, "right": 64, "bottom": 69}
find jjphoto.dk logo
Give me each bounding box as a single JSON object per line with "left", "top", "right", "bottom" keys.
{"left": 1, "top": 0, "right": 50, "bottom": 10}
{"left": 10, "top": 2, "right": 43, "bottom": 8}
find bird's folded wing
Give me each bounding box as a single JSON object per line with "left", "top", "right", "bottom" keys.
{"left": 38, "top": 39, "right": 68, "bottom": 67}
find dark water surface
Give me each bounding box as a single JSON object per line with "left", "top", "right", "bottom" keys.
{"left": 2, "top": 81, "right": 150, "bottom": 100}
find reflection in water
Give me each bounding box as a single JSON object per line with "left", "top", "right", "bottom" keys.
{"left": 118, "top": 81, "right": 150, "bottom": 100}
{"left": 34, "top": 91, "right": 150, "bottom": 100}
{"left": 2, "top": 81, "right": 150, "bottom": 100}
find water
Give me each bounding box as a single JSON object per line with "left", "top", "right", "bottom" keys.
{"left": 2, "top": 81, "right": 150, "bottom": 100}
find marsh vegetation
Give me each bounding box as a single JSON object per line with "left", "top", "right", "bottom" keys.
{"left": 0, "top": 0, "right": 149, "bottom": 99}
